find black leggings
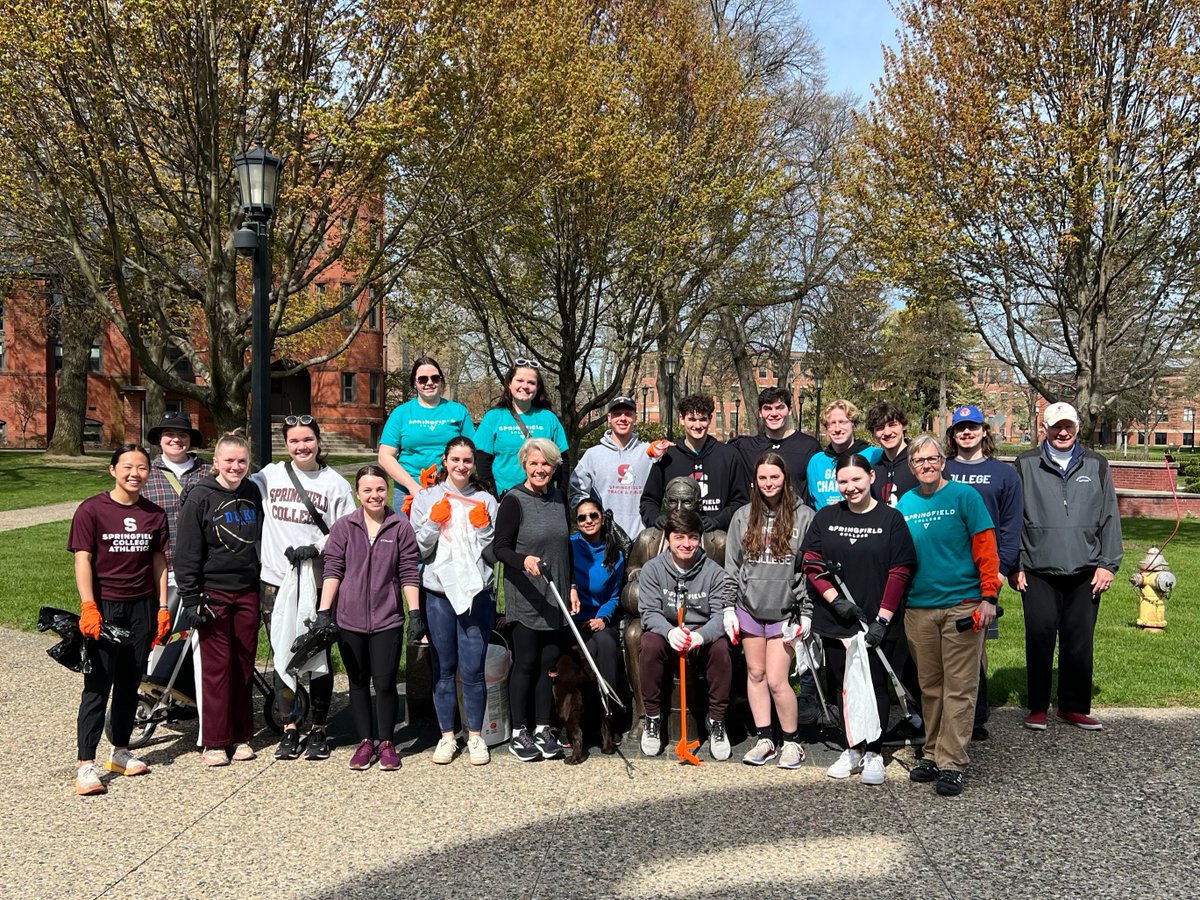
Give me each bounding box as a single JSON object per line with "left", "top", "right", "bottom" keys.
{"left": 77, "top": 598, "right": 154, "bottom": 759}
{"left": 822, "top": 637, "right": 890, "bottom": 754}
{"left": 509, "top": 623, "right": 562, "bottom": 730}
{"left": 337, "top": 627, "right": 403, "bottom": 742}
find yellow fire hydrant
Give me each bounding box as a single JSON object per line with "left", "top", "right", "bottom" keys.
{"left": 1130, "top": 547, "right": 1174, "bottom": 632}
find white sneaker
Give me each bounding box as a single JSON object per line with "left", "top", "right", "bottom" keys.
{"left": 707, "top": 718, "right": 731, "bottom": 761}
{"left": 106, "top": 747, "right": 148, "bottom": 776}
{"left": 466, "top": 735, "right": 490, "bottom": 766}
{"left": 826, "top": 748, "right": 863, "bottom": 779}
{"left": 432, "top": 735, "right": 458, "bottom": 765}
{"left": 640, "top": 715, "right": 662, "bottom": 756}
{"left": 860, "top": 751, "right": 885, "bottom": 785}
{"left": 777, "top": 741, "right": 806, "bottom": 769}
{"left": 75, "top": 762, "right": 106, "bottom": 796}
{"left": 742, "top": 737, "right": 777, "bottom": 766}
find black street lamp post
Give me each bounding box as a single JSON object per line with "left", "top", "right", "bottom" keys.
{"left": 232, "top": 141, "right": 284, "bottom": 471}
{"left": 641, "top": 384, "right": 649, "bottom": 423}
{"left": 813, "top": 372, "right": 824, "bottom": 436}
{"left": 665, "top": 356, "right": 679, "bottom": 440}
{"left": 731, "top": 392, "right": 740, "bottom": 436}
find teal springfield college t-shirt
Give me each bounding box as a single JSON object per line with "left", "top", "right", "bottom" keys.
{"left": 895, "top": 479, "right": 994, "bottom": 608}
{"left": 380, "top": 398, "right": 476, "bottom": 489}
{"left": 474, "top": 406, "right": 569, "bottom": 494}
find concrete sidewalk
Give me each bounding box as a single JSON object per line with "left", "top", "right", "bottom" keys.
{"left": 0, "top": 500, "right": 82, "bottom": 532}
{"left": 4, "top": 626, "right": 1195, "bottom": 900}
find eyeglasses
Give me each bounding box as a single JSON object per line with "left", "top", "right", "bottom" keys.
{"left": 954, "top": 422, "right": 982, "bottom": 431}
{"left": 911, "top": 455, "right": 943, "bottom": 467}
{"left": 513, "top": 357, "right": 539, "bottom": 370}
{"left": 284, "top": 415, "right": 315, "bottom": 427}
{"left": 577, "top": 511, "right": 601, "bottom": 523}
{"left": 415, "top": 374, "right": 442, "bottom": 385}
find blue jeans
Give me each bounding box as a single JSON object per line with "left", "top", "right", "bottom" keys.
{"left": 423, "top": 588, "right": 496, "bottom": 733}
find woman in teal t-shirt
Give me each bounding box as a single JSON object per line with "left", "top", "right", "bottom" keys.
{"left": 473, "top": 359, "right": 568, "bottom": 495}
{"left": 377, "top": 356, "right": 476, "bottom": 509}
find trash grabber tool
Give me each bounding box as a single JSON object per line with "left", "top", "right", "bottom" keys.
{"left": 796, "top": 637, "right": 836, "bottom": 728}
{"left": 539, "top": 564, "right": 625, "bottom": 713}
{"left": 822, "top": 561, "right": 917, "bottom": 720}
{"left": 674, "top": 607, "right": 702, "bottom": 766}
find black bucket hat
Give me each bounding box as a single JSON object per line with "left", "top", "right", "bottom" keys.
{"left": 147, "top": 410, "right": 204, "bottom": 448}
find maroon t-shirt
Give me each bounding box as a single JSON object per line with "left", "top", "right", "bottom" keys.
{"left": 67, "top": 493, "right": 170, "bottom": 601}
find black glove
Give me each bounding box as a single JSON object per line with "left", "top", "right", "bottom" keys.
{"left": 829, "top": 594, "right": 866, "bottom": 625}
{"left": 701, "top": 515, "right": 719, "bottom": 533}
{"left": 864, "top": 618, "right": 887, "bottom": 649}
{"left": 285, "top": 545, "right": 320, "bottom": 564}
{"left": 314, "top": 608, "right": 335, "bottom": 633}
{"left": 179, "top": 593, "right": 221, "bottom": 629}
{"left": 407, "top": 609, "right": 428, "bottom": 644}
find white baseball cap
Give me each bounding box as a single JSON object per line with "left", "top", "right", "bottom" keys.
{"left": 1043, "top": 401, "right": 1080, "bottom": 427}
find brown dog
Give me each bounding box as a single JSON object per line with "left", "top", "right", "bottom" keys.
{"left": 550, "top": 646, "right": 617, "bottom": 764}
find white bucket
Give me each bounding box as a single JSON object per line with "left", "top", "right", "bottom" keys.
{"left": 458, "top": 631, "right": 512, "bottom": 747}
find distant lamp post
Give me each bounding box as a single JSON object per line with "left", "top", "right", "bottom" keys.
{"left": 232, "top": 139, "right": 284, "bottom": 470}
{"left": 665, "top": 356, "right": 679, "bottom": 440}
{"left": 796, "top": 389, "right": 805, "bottom": 433}
{"left": 731, "top": 392, "right": 741, "bottom": 436}
{"left": 813, "top": 372, "right": 824, "bottom": 436}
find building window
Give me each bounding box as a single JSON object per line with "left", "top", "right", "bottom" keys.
{"left": 369, "top": 372, "right": 381, "bottom": 406}
{"left": 314, "top": 282, "right": 327, "bottom": 298}
{"left": 1157, "top": 408, "right": 1169, "bottom": 423}
{"left": 89, "top": 341, "right": 102, "bottom": 374}
{"left": 758, "top": 365, "right": 767, "bottom": 379}
{"left": 1155, "top": 431, "right": 1168, "bottom": 446}
{"left": 341, "top": 372, "right": 357, "bottom": 404}
{"left": 1185, "top": 407, "right": 1195, "bottom": 423}
{"left": 1184, "top": 433, "right": 1194, "bottom": 447}
{"left": 164, "top": 399, "right": 183, "bottom": 414}
{"left": 366, "top": 300, "right": 378, "bottom": 331}
{"left": 165, "top": 346, "right": 194, "bottom": 379}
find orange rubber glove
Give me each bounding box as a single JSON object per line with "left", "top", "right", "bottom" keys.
{"left": 156, "top": 608, "right": 172, "bottom": 644}
{"left": 647, "top": 439, "right": 671, "bottom": 459}
{"left": 468, "top": 503, "right": 489, "bottom": 529}
{"left": 79, "top": 600, "right": 102, "bottom": 639}
{"left": 430, "top": 496, "right": 452, "bottom": 524}
{"left": 419, "top": 464, "right": 438, "bottom": 487}
{"left": 401, "top": 494, "right": 413, "bottom": 515}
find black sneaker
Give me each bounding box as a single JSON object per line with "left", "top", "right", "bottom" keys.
{"left": 936, "top": 769, "right": 964, "bottom": 796}
{"left": 909, "top": 757, "right": 940, "bottom": 783}
{"left": 972, "top": 725, "right": 990, "bottom": 741}
{"left": 509, "top": 729, "right": 540, "bottom": 762}
{"left": 274, "top": 728, "right": 302, "bottom": 760}
{"left": 304, "top": 728, "right": 330, "bottom": 760}
{"left": 533, "top": 728, "right": 564, "bottom": 759}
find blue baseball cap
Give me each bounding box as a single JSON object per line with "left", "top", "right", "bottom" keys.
{"left": 950, "top": 405, "right": 985, "bottom": 427}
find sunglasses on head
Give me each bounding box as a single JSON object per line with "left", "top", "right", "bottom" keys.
{"left": 577, "top": 511, "right": 601, "bottom": 522}
{"left": 284, "top": 415, "right": 315, "bottom": 427}
{"left": 513, "top": 357, "right": 539, "bottom": 370}
{"left": 415, "top": 374, "right": 442, "bottom": 385}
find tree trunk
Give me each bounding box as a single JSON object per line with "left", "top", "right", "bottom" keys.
{"left": 143, "top": 329, "right": 166, "bottom": 431}
{"left": 45, "top": 327, "right": 91, "bottom": 456}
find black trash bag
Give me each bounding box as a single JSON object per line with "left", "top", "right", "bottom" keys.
{"left": 37, "top": 606, "right": 80, "bottom": 638}
{"left": 287, "top": 616, "right": 340, "bottom": 677}
{"left": 99, "top": 622, "right": 135, "bottom": 646}
{"left": 46, "top": 631, "right": 86, "bottom": 673}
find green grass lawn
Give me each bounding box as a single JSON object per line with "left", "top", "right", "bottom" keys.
{"left": 3, "top": 516, "right": 1196, "bottom": 705}
{"left": 0, "top": 452, "right": 114, "bottom": 511}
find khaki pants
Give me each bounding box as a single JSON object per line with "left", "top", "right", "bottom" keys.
{"left": 905, "top": 603, "right": 985, "bottom": 772}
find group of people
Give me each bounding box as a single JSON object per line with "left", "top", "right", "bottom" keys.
{"left": 68, "top": 356, "right": 1122, "bottom": 800}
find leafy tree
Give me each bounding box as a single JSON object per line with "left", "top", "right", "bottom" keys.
{"left": 848, "top": 0, "right": 1200, "bottom": 441}
{"left": 0, "top": 0, "right": 472, "bottom": 432}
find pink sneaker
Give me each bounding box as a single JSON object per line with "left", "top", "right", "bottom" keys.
{"left": 348, "top": 739, "right": 375, "bottom": 770}
{"left": 377, "top": 740, "right": 401, "bottom": 770}
{"left": 1056, "top": 710, "right": 1103, "bottom": 730}
{"left": 1023, "top": 711, "right": 1047, "bottom": 731}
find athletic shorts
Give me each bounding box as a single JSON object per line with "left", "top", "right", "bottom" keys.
{"left": 735, "top": 607, "right": 785, "bottom": 639}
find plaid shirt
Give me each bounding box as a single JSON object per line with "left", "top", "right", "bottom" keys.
{"left": 142, "top": 453, "right": 211, "bottom": 569}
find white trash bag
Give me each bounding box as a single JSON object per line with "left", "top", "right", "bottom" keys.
{"left": 429, "top": 495, "right": 485, "bottom": 615}
{"left": 271, "top": 558, "right": 328, "bottom": 692}
{"left": 841, "top": 633, "right": 881, "bottom": 747}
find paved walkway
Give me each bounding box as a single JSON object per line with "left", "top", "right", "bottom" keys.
{"left": 0, "top": 500, "right": 82, "bottom": 532}
{"left": 5, "top": 627, "right": 1197, "bottom": 900}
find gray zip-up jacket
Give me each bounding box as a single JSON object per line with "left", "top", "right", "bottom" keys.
{"left": 638, "top": 549, "right": 726, "bottom": 645}
{"left": 1014, "top": 442, "right": 1122, "bottom": 576}
{"left": 722, "top": 499, "right": 815, "bottom": 623}
{"left": 410, "top": 481, "right": 498, "bottom": 595}
{"left": 569, "top": 430, "right": 654, "bottom": 540}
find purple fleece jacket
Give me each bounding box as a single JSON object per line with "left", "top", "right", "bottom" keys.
{"left": 322, "top": 507, "right": 420, "bottom": 633}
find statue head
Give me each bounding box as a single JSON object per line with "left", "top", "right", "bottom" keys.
{"left": 664, "top": 476, "right": 701, "bottom": 512}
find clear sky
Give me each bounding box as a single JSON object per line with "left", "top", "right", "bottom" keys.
{"left": 796, "top": 0, "right": 900, "bottom": 102}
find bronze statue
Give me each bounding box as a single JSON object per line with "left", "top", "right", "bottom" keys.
{"left": 621, "top": 477, "right": 726, "bottom": 725}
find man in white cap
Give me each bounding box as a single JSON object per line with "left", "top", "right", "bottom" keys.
{"left": 1012, "top": 401, "right": 1122, "bottom": 731}
{"left": 569, "top": 395, "right": 654, "bottom": 540}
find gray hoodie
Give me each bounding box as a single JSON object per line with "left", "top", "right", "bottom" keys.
{"left": 569, "top": 430, "right": 654, "bottom": 539}
{"left": 722, "top": 499, "right": 815, "bottom": 623}
{"left": 410, "top": 481, "right": 499, "bottom": 595}
{"left": 638, "top": 549, "right": 726, "bottom": 645}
